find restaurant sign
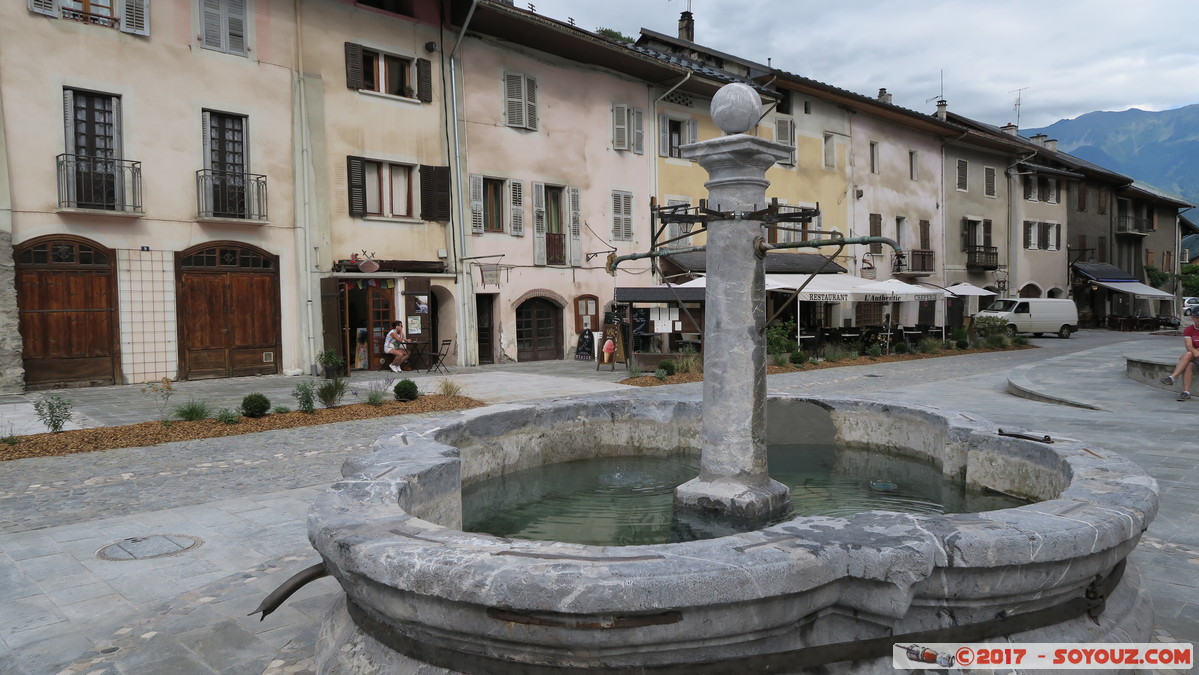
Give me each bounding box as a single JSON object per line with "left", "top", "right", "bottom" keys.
{"left": 805, "top": 292, "right": 850, "bottom": 302}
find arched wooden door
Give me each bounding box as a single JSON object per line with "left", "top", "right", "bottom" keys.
{"left": 178, "top": 242, "right": 281, "bottom": 380}
{"left": 515, "top": 298, "right": 562, "bottom": 361}
{"left": 15, "top": 236, "right": 120, "bottom": 388}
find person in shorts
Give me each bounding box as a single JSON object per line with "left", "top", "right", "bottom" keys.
{"left": 1161, "top": 313, "right": 1199, "bottom": 400}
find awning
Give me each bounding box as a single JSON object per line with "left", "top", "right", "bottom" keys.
{"left": 766, "top": 274, "right": 873, "bottom": 302}
{"left": 853, "top": 278, "right": 944, "bottom": 302}
{"left": 1090, "top": 280, "right": 1174, "bottom": 299}
{"left": 944, "top": 282, "right": 997, "bottom": 296}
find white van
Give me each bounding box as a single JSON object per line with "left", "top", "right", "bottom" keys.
{"left": 976, "top": 298, "right": 1079, "bottom": 338}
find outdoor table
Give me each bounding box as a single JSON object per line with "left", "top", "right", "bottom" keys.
{"left": 398, "top": 341, "right": 429, "bottom": 370}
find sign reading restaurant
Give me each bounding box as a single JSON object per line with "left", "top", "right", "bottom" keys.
{"left": 806, "top": 293, "right": 850, "bottom": 302}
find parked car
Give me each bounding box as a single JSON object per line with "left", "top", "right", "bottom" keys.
{"left": 977, "top": 298, "right": 1079, "bottom": 338}
{"left": 1183, "top": 297, "right": 1199, "bottom": 316}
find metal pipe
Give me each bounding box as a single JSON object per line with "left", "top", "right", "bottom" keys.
{"left": 249, "top": 562, "right": 329, "bottom": 621}
{"left": 607, "top": 236, "right": 902, "bottom": 273}
{"left": 447, "top": 0, "right": 480, "bottom": 366}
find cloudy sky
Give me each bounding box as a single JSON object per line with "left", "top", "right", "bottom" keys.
{"left": 529, "top": 0, "right": 1199, "bottom": 129}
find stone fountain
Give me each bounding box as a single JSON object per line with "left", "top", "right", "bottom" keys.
{"left": 304, "top": 84, "right": 1157, "bottom": 673}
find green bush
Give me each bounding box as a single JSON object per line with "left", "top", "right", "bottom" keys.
{"left": 821, "top": 344, "right": 854, "bottom": 362}
{"left": 956, "top": 339, "right": 970, "bottom": 350}
{"left": 272, "top": 405, "right": 292, "bottom": 414}
{"left": 241, "top": 393, "right": 271, "bottom": 418}
{"left": 1012, "top": 335, "right": 1031, "bottom": 346}
{"left": 865, "top": 343, "right": 883, "bottom": 358}
{"left": 675, "top": 352, "right": 702, "bottom": 374}
{"left": 174, "top": 399, "right": 213, "bottom": 421}
{"left": 316, "top": 378, "right": 348, "bottom": 408}
{"left": 918, "top": 338, "right": 941, "bottom": 355}
{"left": 292, "top": 380, "right": 317, "bottom": 414}
{"left": 33, "top": 393, "right": 74, "bottom": 433}
{"left": 789, "top": 350, "right": 809, "bottom": 365}
{"left": 765, "top": 319, "right": 799, "bottom": 354}
{"left": 394, "top": 379, "right": 420, "bottom": 402}
{"left": 950, "top": 326, "right": 969, "bottom": 343}
{"left": 984, "top": 333, "right": 1010, "bottom": 349}
{"left": 214, "top": 407, "right": 241, "bottom": 425}
{"left": 658, "top": 359, "right": 677, "bottom": 376}
{"left": 894, "top": 342, "right": 912, "bottom": 354}
{"left": 973, "top": 315, "right": 1010, "bottom": 337}
{"left": 772, "top": 353, "right": 789, "bottom": 367}
{"left": 654, "top": 368, "right": 668, "bottom": 381}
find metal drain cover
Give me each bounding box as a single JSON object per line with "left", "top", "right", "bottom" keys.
{"left": 97, "top": 534, "right": 203, "bottom": 561}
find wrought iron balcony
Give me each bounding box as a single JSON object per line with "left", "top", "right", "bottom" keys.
{"left": 196, "top": 169, "right": 268, "bottom": 220}
{"left": 545, "top": 232, "right": 566, "bottom": 265}
{"left": 57, "top": 154, "right": 142, "bottom": 213}
{"left": 966, "top": 245, "right": 999, "bottom": 270}
{"left": 1116, "top": 216, "right": 1150, "bottom": 235}
{"left": 908, "top": 248, "right": 935, "bottom": 273}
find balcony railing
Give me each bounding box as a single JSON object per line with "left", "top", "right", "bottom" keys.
{"left": 1116, "top": 216, "right": 1150, "bottom": 235}
{"left": 545, "top": 232, "right": 566, "bottom": 265}
{"left": 57, "top": 154, "right": 142, "bottom": 213}
{"left": 908, "top": 248, "right": 935, "bottom": 272}
{"left": 966, "top": 245, "right": 999, "bottom": 270}
{"left": 60, "top": 7, "right": 117, "bottom": 28}
{"left": 196, "top": 169, "right": 268, "bottom": 220}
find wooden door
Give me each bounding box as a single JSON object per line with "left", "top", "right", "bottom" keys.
{"left": 516, "top": 298, "right": 562, "bottom": 361}
{"left": 367, "top": 284, "right": 393, "bottom": 366}
{"left": 15, "top": 237, "right": 119, "bottom": 388}
{"left": 476, "top": 294, "right": 494, "bottom": 364}
{"left": 178, "top": 243, "right": 280, "bottom": 380}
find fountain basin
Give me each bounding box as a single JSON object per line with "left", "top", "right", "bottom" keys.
{"left": 309, "top": 393, "right": 1157, "bottom": 673}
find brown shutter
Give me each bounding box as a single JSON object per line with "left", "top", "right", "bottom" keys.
{"left": 869, "top": 213, "right": 882, "bottom": 253}
{"left": 961, "top": 217, "right": 970, "bottom": 250}
{"left": 1078, "top": 234, "right": 1087, "bottom": 254}
{"left": 1023, "top": 176, "right": 1033, "bottom": 200}
{"left": 347, "top": 156, "right": 366, "bottom": 216}
{"left": 416, "top": 58, "right": 432, "bottom": 103}
{"left": 1098, "top": 236, "right": 1107, "bottom": 262}
{"left": 419, "top": 165, "right": 451, "bottom": 221}
{"left": 982, "top": 219, "right": 992, "bottom": 247}
{"left": 956, "top": 160, "right": 967, "bottom": 190}
{"left": 919, "top": 220, "right": 930, "bottom": 250}
{"left": 1054, "top": 223, "right": 1061, "bottom": 251}
{"left": 345, "top": 43, "right": 364, "bottom": 89}
{"left": 1023, "top": 221, "right": 1032, "bottom": 249}
{"left": 320, "top": 276, "right": 344, "bottom": 362}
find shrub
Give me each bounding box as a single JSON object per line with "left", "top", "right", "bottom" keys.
{"left": 316, "top": 378, "right": 348, "bottom": 408}
{"left": 140, "top": 378, "right": 175, "bottom": 421}
{"left": 675, "top": 352, "right": 702, "bottom": 374}
{"left": 973, "top": 315, "right": 1010, "bottom": 338}
{"left": 956, "top": 339, "right": 970, "bottom": 350}
{"left": 654, "top": 368, "right": 668, "bottom": 381}
{"left": 772, "top": 353, "right": 789, "bottom": 367}
{"left": 1012, "top": 335, "right": 1031, "bottom": 346}
{"left": 984, "top": 333, "right": 1010, "bottom": 349}
{"left": 918, "top": 338, "right": 941, "bottom": 355}
{"left": 241, "top": 393, "right": 271, "bottom": 418}
{"left": 273, "top": 405, "right": 292, "bottom": 414}
{"left": 1, "top": 435, "right": 17, "bottom": 446}
{"left": 394, "top": 379, "right": 420, "bottom": 402}
{"left": 435, "top": 378, "right": 464, "bottom": 397}
{"left": 658, "top": 359, "right": 677, "bottom": 376}
{"left": 950, "top": 326, "right": 970, "bottom": 343}
{"left": 894, "top": 342, "right": 912, "bottom": 354}
{"left": 174, "top": 399, "right": 213, "bottom": 422}
{"left": 865, "top": 343, "right": 883, "bottom": 358}
{"left": 626, "top": 360, "right": 642, "bottom": 378}
{"left": 292, "top": 380, "right": 317, "bottom": 414}
{"left": 789, "top": 350, "right": 809, "bottom": 365}
{"left": 214, "top": 407, "right": 241, "bottom": 424}
{"left": 821, "top": 344, "right": 854, "bottom": 362}
{"left": 765, "top": 319, "right": 799, "bottom": 355}
{"left": 33, "top": 393, "right": 74, "bottom": 433}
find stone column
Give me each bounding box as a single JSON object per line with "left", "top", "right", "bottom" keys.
{"left": 674, "top": 84, "right": 791, "bottom": 524}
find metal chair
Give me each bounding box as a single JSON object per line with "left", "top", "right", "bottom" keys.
{"left": 427, "top": 339, "right": 452, "bottom": 374}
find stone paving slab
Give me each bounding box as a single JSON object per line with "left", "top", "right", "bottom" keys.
{"left": 0, "top": 330, "right": 1195, "bottom": 673}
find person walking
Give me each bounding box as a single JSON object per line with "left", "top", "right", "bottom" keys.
{"left": 384, "top": 320, "right": 410, "bottom": 372}
{"left": 1161, "top": 313, "right": 1199, "bottom": 400}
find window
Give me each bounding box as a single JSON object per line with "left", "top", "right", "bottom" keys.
{"left": 30, "top": 0, "right": 148, "bottom": 34}
{"left": 909, "top": 150, "right": 918, "bottom": 181}
{"left": 775, "top": 117, "right": 795, "bottom": 166}
{"left": 363, "top": 161, "right": 413, "bottom": 218}
{"left": 1038, "top": 177, "right": 1058, "bottom": 203}
{"left": 611, "top": 104, "right": 644, "bottom": 154}
{"left": 823, "top": 133, "right": 835, "bottom": 168}
{"left": 63, "top": 89, "right": 120, "bottom": 210}
{"left": 468, "top": 174, "right": 523, "bottom": 234}
{"left": 956, "top": 159, "right": 968, "bottom": 191}
{"left": 664, "top": 197, "right": 691, "bottom": 244}
{"left": 1024, "top": 175, "right": 1035, "bottom": 200}
{"left": 803, "top": 100, "right": 812, "bottom": 115}
{"left": 345, "top": 44, "right": 432, "bottom": 102}
{"left": 659, "top": 115, "right": 698, "bottom": 158}
{"left": 855, "top": 302, "right": 884, "bottom": 326}
{"left": 984, "top": 167, "right": 997, "bottom": 198}
{"left": 1097, "top": 189, "right": 1108, "bottom": 215}
{"left": 358, "top": 0, "right": 414, "bottom": 16}
{"left": 533, "top": 183, "right": 580, "bottom": 265}
{"left": 200, "top": 0, "right": 247, "bottom": 56}
{"left": 869, "top": 141, "right": 879, "bottom": 174}
{"left": 201, "top": 110, "right": 256, "bottom": 218}
{"left": 503, "top": 72, "right": 538, "bottom": 130}
{"left": 962, "top": 218, "right": 992, "bottom": 251}
{"left": 1025, "top": 221, "right": 1060, "bottom": 251}
{"left": 895, "top": 216, "right": 907, "bottom": 251}
{"left": 481, "top": 178, "right": 503, "bottom": 231}
{"left": 611, "top": 190, "right": 634, "bottom": 241}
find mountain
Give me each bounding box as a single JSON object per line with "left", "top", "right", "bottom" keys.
{"left": 1023, "top": 104, "right": 1199, "bottom": 209}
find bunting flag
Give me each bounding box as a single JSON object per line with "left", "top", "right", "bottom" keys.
{"left": 368, "top": 279, "right": 378, "bottom": 287}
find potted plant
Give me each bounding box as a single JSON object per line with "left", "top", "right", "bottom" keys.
{"left": 317, "top": 348, "right": 345, "bottom": 379}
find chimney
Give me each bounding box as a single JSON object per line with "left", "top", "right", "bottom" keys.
{"left": 1000, "top": 123, "right": 1019, "bottom": 136}
{"left": 935, "top": 99, "right": 948, "bottom": 121}
{"left": 678, "top": 11, "right": 694, "bottom": 42}
{"left": 1044, "top": 139, "right": 1058, "bottom": 152}
{"left": 1030, "top": 133, "right": 1048, "bottom": 147}
{"left": 877, "top": 88, "right": 892, "bottom": 104}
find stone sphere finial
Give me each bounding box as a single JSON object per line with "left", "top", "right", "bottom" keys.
{"left": 710, "top": 83, "right": 761, "bottom": 135}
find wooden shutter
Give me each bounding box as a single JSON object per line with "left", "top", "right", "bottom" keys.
{"left": 469, "top": 174, "right": 484, "bottom": 234}
{"left": 984, "top": 167, "right": 996, "bottom": 197}
{"left": 532, "top": 182, "right": 546, "bottom": 265}
{"left": 416, "top": 58, "right": 432, "bottom": 102}
{"left": 569, "top": 187, "right": 582, "bottom": 266}
{"left": 961, "top": 217, "right": 972, "bottom": 251}
{"left": 120, "top": 0, "right": 149, "bottom": 35}
{"left": 657, "top": 114, "right": 669, "bottom": 157}
{"left": 632, "top": 109, "right": 644, "bottom": 154}
{"left": 983, "top": 219, "right": 992, "bottom": 247}
{"left": 345, "top": 43, "right": 364, "bottom": 89}
{"left": 524, "top": 76, "right": 537, "bottom": 130}
{"left": 419, "top": 165, "right": 450, "bottom": 221}
{"left": 1023, "top": 221, "right": 1033, "bottom": 249}
{"left": 612, "top": 104, "right": 628, "bottom": 150}
{"left": 919, "top": 220, "right": 930, "bottom": 250}
{"left": 611, "top": 191, "right": 623, "bottom": 240}
{"left": 503, "top": 72, "right": 525, "bottom": 128}
{"left": 226, "top": 0, "right": 246, "bottom": 55}
{"left": 1054, "top": 223, "right": 1061, "bottom": 251}
{"left": 347, "top": 156, "right": 366, "bottom": 216}
{"left": 29, "top": 0, "right": 58, "bottom": 17}
{"left": 775, "top": 117, "right": 795, "bottom": 165}
{"left": 1077, "top": 184, "right": 1087, "bottom": 211}
{"left": 61, "top": 90, "right": 77, "bottom": 204}
{"left": 869, "top": 213, "right": 882, "bottom": 253}
{"left": 956, "top": 159, "right": 967, "bottom": 190}
{"left": 201, "top": 0, "right": 223, "bottom": 50}
{"left": 200, "top": 110, "right": 212, "bottom": 170}
{"left": 1098, "top": 236, "right": 1107, "bottom": 262}
{"left": 509, "top": 180, "right": 525, "bottom": 236}
{"left": 1023, "top": 175, "right": 1034, "bottom": 200}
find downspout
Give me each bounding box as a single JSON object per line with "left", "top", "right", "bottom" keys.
{"left": 0, "top": 31, "right": 24, "bottom": 392}
{"left": 649, "top": 72, "right": 691, "bottom": 281}
{"left": 1006, "top": 151, "right": 1037, "bottom": 298}
{"left": 448, "top": 0, "right": 479, "bottom": 366}
{"left": 294, "top": 0, "right": 317, "bottom": 373}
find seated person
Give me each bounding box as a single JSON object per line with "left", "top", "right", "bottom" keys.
{"left": 1161, "top": 313, "right": 1199, "bottom": 400}
{"left": 384, "top": 321, "right": 410, "bottom": 372}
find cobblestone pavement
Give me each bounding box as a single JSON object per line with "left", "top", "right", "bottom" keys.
{"left": 0, "top": 330, "right": 1195, "bottom": 674}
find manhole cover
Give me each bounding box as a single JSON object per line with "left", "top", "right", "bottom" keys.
{"left": 97, "top": 534, "right": 203, "bottom": 561}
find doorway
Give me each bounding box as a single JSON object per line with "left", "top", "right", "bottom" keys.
{"left": 476, "top": 294, "right": 495, "bottom": 364}
{"left": 516, "top": 297, "right": 563, "bottom": 361}
{"left": 321, "top": 278, "right": 395, "bottom": 371}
